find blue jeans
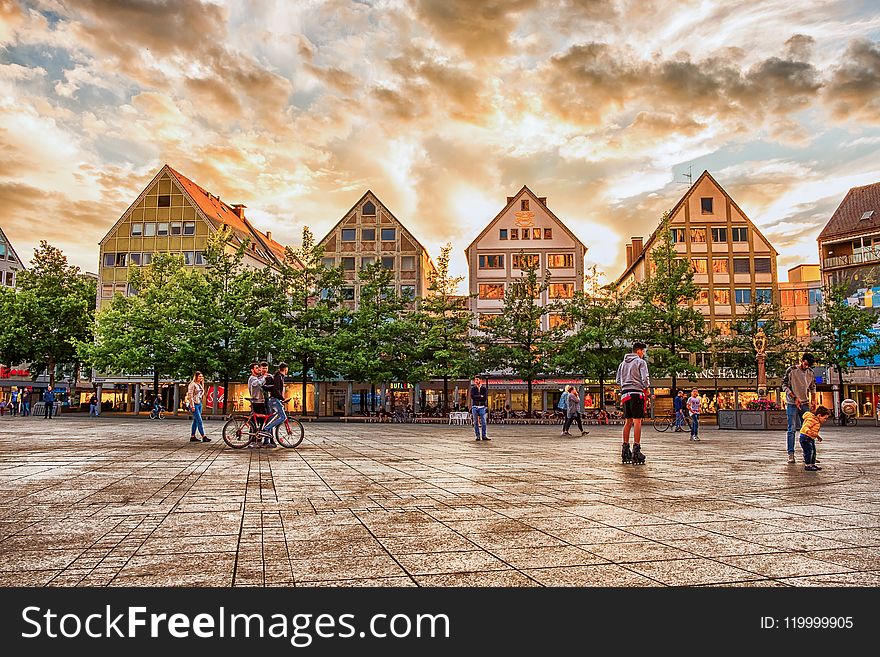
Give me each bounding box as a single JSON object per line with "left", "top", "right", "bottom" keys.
{"left": 690, "top": 413, "right": 699, "bottom": 437}
{"left": 800, "top": 434, "right": 816, "bottom": 465}
{"left": 471, "top": 406, "right": 487, "bottom": 438}
{"left": 674, "top": 409, "right": 684, "bottom": 429}
{"left": 786, "top": 402, "right": 808, "bottom": 454}
{"left": 262, "top": 398, "right": 286, "bottom": 439}
{"left": 191, "top": 403, "right": 205, "bottom": 437}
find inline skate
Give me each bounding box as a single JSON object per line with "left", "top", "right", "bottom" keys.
{"left": 631, "top": 443, "right": 646, "bottom": 465}
{"left": 621, "top": 442, "right": 632, "bottom": 464}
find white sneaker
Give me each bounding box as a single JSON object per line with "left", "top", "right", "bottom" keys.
{"left": 787, "top": 454, "right": 796, "bottom": 463}
{"left": 693, "top": 436, "right": 700, "bottom": 441}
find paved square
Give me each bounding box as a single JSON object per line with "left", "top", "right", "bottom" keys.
{"left": 1, "top": 416, "right": 878, "bottom": 586}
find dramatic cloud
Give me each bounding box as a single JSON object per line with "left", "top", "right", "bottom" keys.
{"left": 826, "top": 39, "right": 880, "bottom": 123}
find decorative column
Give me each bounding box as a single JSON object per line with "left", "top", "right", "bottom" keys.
{"left": 753, "top": 327, "right": 768, "bottom": 395}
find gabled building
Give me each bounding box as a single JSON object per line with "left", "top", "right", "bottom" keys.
{"left": 317, "top": 191, "right": 435, "bottom": 309}
{"left": 818, "top": 181, "right": 880, "bottom": 292}
{"left": 465, "top": 186, "right": 589, "bottom": 412}
{"left": 0, "top": 225, "right": 24, "bottom": 288}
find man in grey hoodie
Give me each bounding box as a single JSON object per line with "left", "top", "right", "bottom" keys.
{"left": 616, "top": 342, "right": 652, "bottom": 464}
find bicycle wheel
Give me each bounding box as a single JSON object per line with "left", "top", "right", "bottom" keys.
{"left": 652, "top": 416, "right": 671, "bottom": 432}
{"left": 275, "top": 417, "right": 305, "bottom": 448}
{"left": 223, "top": 415, "right": 255, "bottom": 449}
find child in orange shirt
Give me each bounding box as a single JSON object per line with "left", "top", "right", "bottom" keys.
{"left": 799, "top": 406, "right": 830, "bottom": 471}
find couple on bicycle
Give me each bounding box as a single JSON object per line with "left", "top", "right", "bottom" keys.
{"left": 247, "top": 361, "right": 289, "bottom": 448}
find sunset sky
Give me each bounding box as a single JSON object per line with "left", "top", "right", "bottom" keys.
{"left": 2, "top": 0, "right": 879, "bottom": 285}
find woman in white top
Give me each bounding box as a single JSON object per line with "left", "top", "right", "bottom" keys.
{"left": 187, "top": 372, "right": 210, "bottom": 443}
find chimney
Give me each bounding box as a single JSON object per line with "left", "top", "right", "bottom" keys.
{"left": 626, "top": 244, "right": 633, "bottom": 268}
{"left": 266, "top": 231, "right": 272, "bottom": 241}
{"left": 538, "top": 197, "right": 547, "bottom": 206}
{"left": 231, "top": 203, "right": 246, "bottom": 219}
{"left": 631, "top": 237, "right": 644, "bottom": 259}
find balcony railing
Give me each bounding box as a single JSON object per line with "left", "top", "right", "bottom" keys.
{"left": 823, "top": 249, "right": 880, "bottom": 269}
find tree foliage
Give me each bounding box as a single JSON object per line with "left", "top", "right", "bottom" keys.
{"left": 717, "top": 298, "right": 796, "bottom": 380}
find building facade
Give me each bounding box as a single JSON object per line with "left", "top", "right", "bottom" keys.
{"left": 465, "top": 186, "right": 589, "bottom": 412}
{"left": 0, "top": 226, "right": 23, "bottom": 289}
{"left": 779, "top": 264, "right": 822, "bottom": 344}
{"left": 94, "top": 164, "right": 289, "bottom": 414}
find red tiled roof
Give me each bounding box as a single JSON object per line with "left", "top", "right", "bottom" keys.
{"left": 818, "top": 182, "right": 880, "bottom": 243}
{"left": 165, "top": 165, "right": 288, "bottom": 264}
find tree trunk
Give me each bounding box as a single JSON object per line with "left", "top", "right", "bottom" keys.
{"left": 222, "top": 371, "right": 229, "bottom": 415}
{"left": 153, "top": 366, "right": 159, "bottom": 405}
{"left": 370, "top": 383, "right": 376, "bottom": 412}
{"left": 48, "top": 358, "right": 56, "bottom": 388}
{"left": 442, "top": 373, "right": 449, "bottom": 414}
{"left": 599, "top": 374, "right": 605, "bottom": 410}
{"left": 527, "top": 377, "right": 533, "bottom": 415}
{"left": 302, "top": 357, "right": 309, "bottom": 417}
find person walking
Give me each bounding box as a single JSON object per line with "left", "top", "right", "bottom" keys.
{"left": 88, "top": 392, "right": 99, "bottom": 417}
{"left": 186, "top": 372, "right": 210, "bottom": 443}
{"left": 557, "top": 387, "right": 569, "bottom": 423}
{"left": 43, "top": 386, "right": 56, "bottom": 419}
{"left": 673, "top": 390, "right": 686, "bottom": 432}
{"left": 562, "top": 386, "right": 588, "bottom": 436}
{"left": 10, "top": 390, "right": 18, "bottom": 417}
{"left": 470, "top": 376, "right": 489, "bottom": 441}
{"left": 616, "top": 342, "right": 652, "bottom": 464}
{"left": 687, "top": 389, "right": 702, "bottom": 441}
{"left": 782, "top": 353, "right": 816, "bottom": 464}
{"left": 259, "top": 363, "right": 289, "bottom": 447}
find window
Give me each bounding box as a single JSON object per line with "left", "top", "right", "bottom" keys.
{"left": 695, "top": 289, "right": 709, "bottom": 305}
{"left": 499, "top": 229, "right": 508, "bottom": 240}
{"left": 144, "top": 223, "right": 156, "bottom": 237}
{"left": 322, "top": 257, "right": 335, "bottom": 268}
{"left": 794, "top": 320, "right": 811, "bottom": 337}
{"left": 129, "top": 253, "right": 142, "bottom": 266}
{"left": 731, "top": 227, "right": 748, "bottom": 242}
{"left": 670, "top": 228, "right": 685, "bottom": 243}
{"left": 157, "top": 222, "right": 169, "bottom": 236}
{"left": 341, "top": 287, "right": 355, "bottom": 300}
{"left": 756, "top": 288, "right": 773, "bottom": 304}
{"left": 521, "top": 228, "right": 530, "bottom": 240}
{"left": 401, "top": 256, "right": 415, "bottom": 270}
{"left": 712, "top": 258, "right": 728, "bottom": 273}
{"left": 733, "top": 258, "right": 750, "bottom": 274}
{"left": 381, "top": 256, "right": 395, "bottom": 269}
{"left": 691, "top": 258, "right": 708, "bottom": 274}
{"left": 3, "top": 271, "right": 13, "bottom": 286}
{"left": 101, "top": 284, "right": 114, "bottom": 298}
{"left": 754, "top": 258, "right": 772, "bottom": 274}
{"left": 130, "top": 223, "right": 143, "bottom": 236}
{"left": 479, "top": 254, "right": 504, "bottom": 269}
{"left": 711, "top": 227, "right": 727, "bottom": 243}
{"left": 0, "top": 244, "right": 5, "bottom": 260}
{"left": 126, "top": 283, "right": 137, "bottom": 296}
{"left": 184, "top": 251, "right": 195, "bottom": 265}
{"left": 509, "top": 229, "right": 518, "bottom": 240}
{"left": 479, "top": 283, "right": 505, "bottom": 300}
{"left": 690, "top": 228, "right": 706, "bottom": 243}
{"left": 809, "top": 289, "right": 822, "bottom": 306}
{"left": 341, "top": 228, "right": 356, "bottom": 241}
{"left": 341, "top": 257, "right": 355, "bottom": 270}
{"left": 381, "top": 228, "right": 396, "bottom": 241}
{"left": 547, "top": 253, "right": 574, "bottom": 268}
{"left": 478, "top": 313, "right": 497, "bottom": 329}
{"left": 361, "top": 228, "right": 375, "bottom": 241}
{"left": 400, "top": 285, "right": 416, "bottom": 300}
{"left": 103, "top": 253, "right": 115, "bottom": 267}
{"left": 170, "top": 222, "right": 182, "bottom": 236}
{"left": 549, "top": 314, "right": 571, "bottom": 329}
{"left": 521, "top": 199, "right": 530, "bottom": 211}
{"left": 700, "top": 197, "right": 713, "bottom": 214}
{"left": 115, "top": 253, "right": 127, "bottom": 267}
{"left": 360, "top": 256, "right": 375, "bottom": 269}
{"left": 735, "top": 289, "right": 752, "bottom": 304}
{"left": 532, "top": 228, "right": 542, "bottom": 240}
{"left": 142, "top": 253, "right": 153, "bottom": 265}
{"left": 194, "top": 252, "right": 205, "bottom": 265}
{"left": 716, "top": 321, "right": 731, "bottom": 336}
{"left": 183, "top": 222, "right": 196, "bottom": 236}
{"left": 548, "top": 283, "right": 574, "bottom": 299}
{"left": 362, "top": 201, "right": 376, "bottom": 216}
{"left": 158, "top": 194, "right": 171, "bottom": 207}
{"left": 544, "top": 228, "right": 552, "bottom": 240}
{"left": 513, "top": 253, "right": 540, "bottom": 269}
{"left": 714, "top": 289, "right": 730, "bottom": 305}
{"left": 114, "top": 283, "right": 127, "bottom": 296}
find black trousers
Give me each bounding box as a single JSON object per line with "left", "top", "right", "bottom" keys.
{"left": 563, "top": 412, "right": 583, "bottom": 433}
{"left": 44, "top": 403, "right": 53, "bottom": 419}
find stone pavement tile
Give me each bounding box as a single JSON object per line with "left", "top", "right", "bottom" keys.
{"left": 553, "top": 526, "right": 644, "bottom": 545}
{"left": 664, "top": 534, "right": 777, "bottom": 557}
{"left": 298, "top": 576, "right": 417, "bottom": 587}
{"left": 625, "top": 558, "right": 766, "bottom": 585}
{"left": 444, "top": 518, "right": 535, "bottom": 535}
{"left": 776, "top": 571, "right": 880, "bottom": 586}
{"left": 0, "top": 569, "right": 61, "bottom": 586}
{"left": 581, "top": 540, "right": 696, "bottom": 563}
{"left": 425, "top": 507, "right": 507, "bottom": 521}
{"left": 396, "top": 550, "right": 510, "bottom": 575}
{"left": 291, "top": 555, "right": 406, "bottom": 582}
{"left": 466, "top": 530, "right": 567, "bottom": 551}
{"left": 46, "top": 569, "right": 92, "bottom": 586}
{"left": 522, "top": 564, "right": 658, "bottom": 587}
{"left": 285, "top": 539, "right": 387, "bottom": 560}
{"left": 823, "top": 513, "right": 880, "bottom": 528}
{"left": 656, "top": 510, "right": 740, "bottom": 523}
{"left": 715, "top": 553, "right": 854, "bottom": 579}
{"left": 520, "top": 516, "right": 605, "bottom": 532}
{"left": 415, "top": 570, "right": 541, "bottom": 587}
{"left": 809, "top": 527, "right": 880, "bottom": 547}
{"left": 750, "top": 532, "right": 854, "bottom": 552}
{"left": 720, "top": 507, "right": 802, "bottom": 521}
{"left": 804, "top": 547, "right": 880, "bottom": 571}
{"left": 697, "top": 579, "right": 791, "bottom": 587}
{"left": 774, "top": 504, "right": 861, "bottom": 517}
{"left": 687, "top": 520, "right": 780, "bottom": 538}
{"left": 136, "top": 534, "right": 239, "bottom": 555}
{"left": 625, "top": 524, "right": 712, "bottom": 541}
{"left": 379, "top": 534, "right": 477, "bottom": 554}
{"left": 110, "top": 553, "right": 236, "bottom": 586}
{"left": 492, "top": 546, "right": 609, "bottom": 569}
{"left": 0, "top": 548, "right": 83, "bottom": 572}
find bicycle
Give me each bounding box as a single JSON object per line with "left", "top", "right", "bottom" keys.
{"left": 652, "top": 413, "right": 691, "bottom": 432}
{"left": 832, "top": 413, "right": 857, "bottom": 427}
{"left": 149, "top": 405, "right": 165, "bottom": 420}
{"left": 222, "top": 398, "right": 304, "bottom": 449}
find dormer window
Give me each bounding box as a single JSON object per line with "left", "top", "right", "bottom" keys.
{"left": 362, "top": 201, "right": 376, "bottom": 216}
{"left": 861, "top": 210, "right": 875, "bottom": 221}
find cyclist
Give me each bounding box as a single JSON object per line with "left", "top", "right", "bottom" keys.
{"left": 259, "top": 362, "right": 289, "bottom": 448}
{"left": 150, "top": 396, "right": 164, "bottom": 419}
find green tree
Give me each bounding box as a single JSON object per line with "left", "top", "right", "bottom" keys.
{"left": 718, "top": 298, "right": 796, "bottom": 382}
{"left": 631, "top": 214, "right": 708, "bottom": 392}
{"left": 0, "top": 241, "right": 96, "bottom": 387}
{"left": 277, "top": 227, "right": 346, "bottom": 416}
{"left": 556, "top": 269, "right": 629, "bottom": 408}
{"left": 415, "top": 244, "right": 473, "bottom": 413}
{"left": 810, "top": 284, "right": 880, "bottom": 419}
{"left": 476, "top": 254, "right": 559, "bottom": 414}
{"left": 81, "top": 253, "right": 202, "bottom": 396}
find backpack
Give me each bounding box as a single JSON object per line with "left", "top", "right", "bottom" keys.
{"left": 557, "top": 392, "right": 568, "bottom": 410}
